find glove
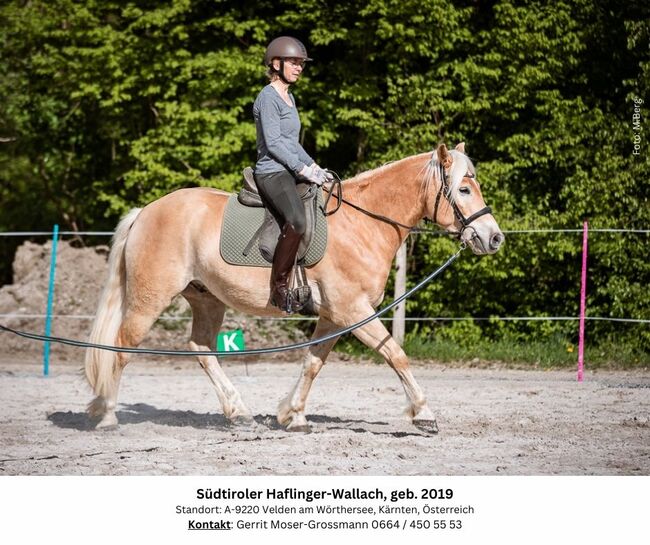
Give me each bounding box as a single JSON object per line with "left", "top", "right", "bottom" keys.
{"left": 299, "top": 163, "right": 327, "bottom": 185}
{"left": 314, "top": 165, "right": 335, "bottom": 182}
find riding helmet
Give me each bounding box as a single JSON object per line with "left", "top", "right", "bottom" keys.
{"left": 264, "top": 36, "right": 312, "bottom": 66}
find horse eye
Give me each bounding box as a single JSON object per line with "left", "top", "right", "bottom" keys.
{"left": 459, "top": 186, "right": 471, "bottom": 195}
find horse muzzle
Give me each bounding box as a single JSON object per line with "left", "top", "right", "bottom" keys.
{"left": 461, "top": 221, "right": 505, "bottom": 255}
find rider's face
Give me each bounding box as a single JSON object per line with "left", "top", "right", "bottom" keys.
{"left": 273, "top": 57, "right": 304, "bottom": 83}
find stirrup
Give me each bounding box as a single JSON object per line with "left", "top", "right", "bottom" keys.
{"left": 287, "top": 261, "right": 312, "bottom": 314}
{"left": 270, "top": 288, "right": 309, "bottom": 314}
{"left": 290, "top": 285, "right": 311, "bottom": 311}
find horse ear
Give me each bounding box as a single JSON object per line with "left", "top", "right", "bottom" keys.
{"left": 455, "top": 142, "right": 466, "bottom": 154}
{"left": 437, "top": 143, "right": 452, "bottom": 169}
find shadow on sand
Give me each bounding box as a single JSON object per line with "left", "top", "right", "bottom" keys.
{"left": 47, "top": 403, "right": 428, "bottom": 437}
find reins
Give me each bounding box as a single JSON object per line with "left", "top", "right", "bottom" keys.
{"left": 0, "top": 243, "right": 466, "bottom": 357}
{"left": 321, "top": 173, "right": 413, "bottom": 230}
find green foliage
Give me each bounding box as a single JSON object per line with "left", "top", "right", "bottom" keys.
{"left": 0, "top": 0, "right": 269, "bottom": 225}
{"left": 0, "top": 0, "right": 648, "bottom": 354}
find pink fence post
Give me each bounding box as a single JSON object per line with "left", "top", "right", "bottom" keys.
{"left": 577, "top": 221, "right": 588, "bottom": 382}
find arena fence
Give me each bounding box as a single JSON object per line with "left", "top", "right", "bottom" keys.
{"left": 1, "top": 224, "right": 648, "bottom": 379}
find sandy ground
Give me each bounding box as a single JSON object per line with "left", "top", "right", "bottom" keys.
{"left": 0, "top": 356, "right": 648, "bottom": 476}
{"left": 2, "top": 240, "right": 648, "bottom": 476}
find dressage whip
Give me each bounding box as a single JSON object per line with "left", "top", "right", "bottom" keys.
{"left": 0, "top": 244, "right": 466, "bottom": 357}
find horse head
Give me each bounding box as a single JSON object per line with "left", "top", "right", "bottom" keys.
{"left": 425, "top": 142, "right": 504, "bottom": 255}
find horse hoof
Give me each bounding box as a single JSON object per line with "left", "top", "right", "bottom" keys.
{"left": 95, "top": 422, "right": 118, "bottom": 432}
{"left": 231, "top": 415, "right": 257, "bottom": 428}
{"left": 286, "top": 424, "right": 312, "bottom": 434}
{"left": 95, "top": 413, "right": 119, "bottom": 430}
{"left": 413, "top": 419, "right": 439, "bottom": 435}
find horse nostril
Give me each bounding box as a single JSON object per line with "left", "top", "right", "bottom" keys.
{"left": 490, "top": 232, "right": 504, "bottom": 250}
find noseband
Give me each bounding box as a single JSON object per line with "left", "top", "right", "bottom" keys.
{"left": 432, "top": 161, "right": 492, "bottom": 236}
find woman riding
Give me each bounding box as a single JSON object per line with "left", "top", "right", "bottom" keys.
{"left": 253, "top": 36, "right": 329, "bottom": 313}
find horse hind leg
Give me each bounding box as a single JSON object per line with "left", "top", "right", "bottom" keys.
{"left": 277, "top": 317, "right": 340, "bottom": 432}
{"left": 89, "top": 308, "right": 160, "bottom": 429}
{"left": 183, "top": 286, "right": 252, "bottom": 424}
{"left": 85, "top": 208, "right": 147, "bottom": 429}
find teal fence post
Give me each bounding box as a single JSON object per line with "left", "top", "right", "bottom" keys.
{"left": 43, "top": 224, "right": 59, "bottom": 376}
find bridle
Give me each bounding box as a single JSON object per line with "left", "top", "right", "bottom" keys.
{"left": 431, "top": 161, "right": 492, "bottom": 236}
{"left": 322, "top": 156, "right": 493, "bottom": 238}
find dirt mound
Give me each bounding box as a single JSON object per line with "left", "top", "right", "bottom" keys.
{"left": 0, "top": 240, "right": 305, "bottom": 363}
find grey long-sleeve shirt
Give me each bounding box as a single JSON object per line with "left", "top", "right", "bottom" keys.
{"left": 253, "top": 84, "right": 314, "bottom": 176}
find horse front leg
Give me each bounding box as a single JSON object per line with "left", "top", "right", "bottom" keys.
{"left": 277, "top": 317, "right": 340, "bottom": 432}
{"left": 351, "top": 314, "right": 439, "bottom": 434}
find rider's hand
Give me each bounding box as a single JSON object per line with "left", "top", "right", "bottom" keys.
{"left": 313, "top": 165, "right": 335, "bottom": 183}
{"left": 299, "top": 164, "right": 327, "bottom": 185}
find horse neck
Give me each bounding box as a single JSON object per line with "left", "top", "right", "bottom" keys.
{"left": 343, "top": 153, "right": 430, "bottom": 240}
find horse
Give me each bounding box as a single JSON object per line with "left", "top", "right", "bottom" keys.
{"left": 84, "top": 142, "right": 504, "bottom": 433}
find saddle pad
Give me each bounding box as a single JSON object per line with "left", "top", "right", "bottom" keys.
{"left": 220, "top": 192, "right": 328, "bottom": 268}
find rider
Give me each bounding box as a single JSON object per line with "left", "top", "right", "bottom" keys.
{"left": 253, "top": 36, "right": 329, "bottom": 312}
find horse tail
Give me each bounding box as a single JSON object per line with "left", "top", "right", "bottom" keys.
{"left": 84, "top": 208, "right": 142, "bottom": 410}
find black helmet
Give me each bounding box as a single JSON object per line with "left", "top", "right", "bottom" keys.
{"left": 264, "top": 36, "right": 312, "bottom": 66}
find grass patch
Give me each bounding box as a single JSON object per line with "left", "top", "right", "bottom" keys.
{"left": 333, "top": 336, "right": 650, "bottom": 368}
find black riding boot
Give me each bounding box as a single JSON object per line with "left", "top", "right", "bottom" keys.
{"left": 270, "top": 223, "right": 302, "bottom": 312}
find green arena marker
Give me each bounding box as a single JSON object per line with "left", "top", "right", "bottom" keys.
{"left": 216, "top": 329, "right": 245, "bottom": 352}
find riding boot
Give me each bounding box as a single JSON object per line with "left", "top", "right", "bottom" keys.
{"left": 270, "top": 223, "right": 302, "bottom": 312}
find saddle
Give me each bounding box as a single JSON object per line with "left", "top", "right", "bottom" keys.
{"left": 219, "top": 168, "right": 328, "bottom": 268}
{"left": 238, "top": 167, "right": 320, "bottom": 263}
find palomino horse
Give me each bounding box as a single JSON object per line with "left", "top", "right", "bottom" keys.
{"left": 85, "top": 142, "right": 504, "bottom": 433}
